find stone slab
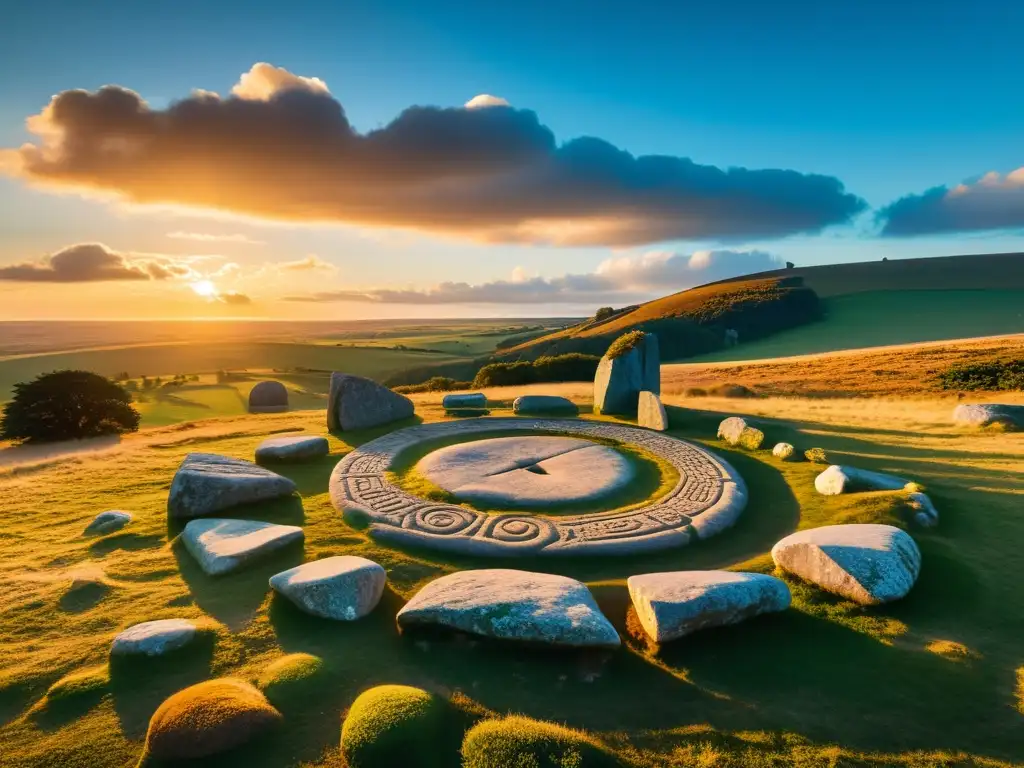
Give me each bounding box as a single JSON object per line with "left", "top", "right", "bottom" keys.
{"left": 111, "top": 619, "right": 198, "bottom": 656}
{"left": 443, "top": 393, "right": 487, "bottom": 409}
{"left": 270, "top": 556, "right": 385, "bottom": 620}
{"left": 255, "top": 435, "right": 330, "bottom": 463}
{"left": 182, "top": 518, "right": 304, "bottom": 576}
{"left": 396, "top": 569, "right": 620, "bottom": 647}
{"left": 168, "top": 453, "right": 297, "bottom": 519}
{"left": 814, "top": 465, "right": 909, "bottom": 496}
{"left": 512, "top": 395, "right": 578, "bottom": 415}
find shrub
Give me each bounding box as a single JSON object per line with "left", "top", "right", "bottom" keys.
{"left": 804, "top": 447, "right": 829, "bottom": 464}
{"left": 605, "top": 330, "right": 646, "bottom": 359}
{"left": 532, "top": 353, "right": 600, "bottom": 382}
{"left": 937, "top": 359, "right": 1024, "bottom": 391}
{"left": 593, "top": 306, "right": 616, "bottom": 321}
{"left": 0, "top": 370, "right": 140, "bottom": 444}
{"left": 341, "top": 684, "right": 457, "bottom": 768}
{"left": 393, "top": 377, "right": 473, "bottom": 394}
{"left": 461, "top": 715, "right": 619, "bottom": 768}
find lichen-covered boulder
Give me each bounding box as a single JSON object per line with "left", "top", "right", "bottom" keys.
{"left": 772, "top": 443, "right": 795, "bottom": 461}
{"left": 593, "top": 331, "right": 660, "bottom": 414}
{"left": 270, "top": 556, "right": 386, "bottom": 620}
{"left": 952, "top": 403, "right": 1024, "bottom": 429}
{"left": 255, "top": 435, "right": 329, "bottom": 463}
{"left": 511, "top": 395, "right": 578, "bottom": 415}
{"left": 167, "top": 453, "right": 297, "bottom": 519}
{"left": 111, "top": 619, "right": 198, "bottom": 657}
{"left": 396, "top": 569, "right": 620, "bottom": 648}
{"left": 182, "top": 519, "right": 304, "bottom": 576}
{"left": 248, "top": 380, "right": 289, "bottom": 413}
{"left": 628, "top": 570, "right": 791, "bottom": 642}
{"left": 717, "top": 417, "right": 765, "bottom": 450}
{"left": 328, "top": 373, "right": 414, "bottom": 431}
{"left": 814, "top": 465, "right": 909, "bottom": 496}
{"left": 84, "top": 509, "right": 132, "bottom": 535}
{"left": 771, "top": 524, "right": 921, "bottom": 605}
{"left": 442, "top": 392, "right": 486, "bottom": 409}
{"left": 637, "top": 390, "right": 668, "bottom": 431}
{"left": 142, "top": 678, "right": 281, "bottom": 761}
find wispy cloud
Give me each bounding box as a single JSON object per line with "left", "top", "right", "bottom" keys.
{"left": 2, "top": 63, "right": 865, "bottom": 247}
{"left": 275, "top": 255, "right": 336, "bottom": 272}
{"left": 166, "top": 231, "right": 264, "bottom": 245}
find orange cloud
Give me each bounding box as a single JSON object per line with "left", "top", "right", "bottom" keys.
{"left": 0, "top": 243, "right": 197, "bottom": 282}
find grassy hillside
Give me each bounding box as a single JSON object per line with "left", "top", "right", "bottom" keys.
{"left": 689, "top": 289, "right": 1024, "bottom": 364}
{"left": 717, "top": 251, "right": 1024, "bottom": 298}
{"left": 1, "top": 391, "right": 1022, "bottom": 766}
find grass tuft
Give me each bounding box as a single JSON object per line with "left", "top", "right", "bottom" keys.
{"left": 461, "top": 714, "right": 620, "bottom": 768}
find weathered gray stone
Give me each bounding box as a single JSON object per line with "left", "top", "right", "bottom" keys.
{"left": 594, "top": 332, "right": 660, "bottom": 414}
{"left": 396, "top": 569, "right": 620, "bottom": 647}
{"left": 85, "top": 509, "right": 132, "bottom": 535}
{"left": 628, "top": 571, "right": 790, "bottom": 642}
{"left": 772, "top": 443, "right": 795, "bottom": 461}
{"left": 328, "top": 373, "right": 414, "bottom": 431}
{"left": 111, "top": 619, "right": 198, "bottom": 656}
{"left": 907, "top": 491, "right": 939, "bottom": 527}
{"left": 255, "top": 435, "right": 329, "bottom": 463}
{"left": 637, "top": 391, "right": 668, "bottom": 431}
{"left": 512, "top": 395, "right": 578, "bottom": 415}
{"left": 168, "top": 453, "right": 297, "bottom": 519}
{"left": 182, "top": 519, "right": 304, "bottom": 576}
{"left": 814, "top": 465, "right": 910, "bottom": 496}
{"left": 248, "top": 381, "right": 289, "bottom": 413}
{"left": 771, "top": 524, "right": 921, "bottom": 605}
{"left": 331, "top": 417, "right": 747, "bottom": 557}
{"left": 270, "top": 556, "right": 385, "bottom": 620}
{"left": 417, "top": 436, "right": 634, "bottom": 508}
{"left": 952, "top": 403, "right": 1024, "bottom": 429}
{"left": 717, "top": 417, "right": 765, "bottom": 450}
{"left": 442, "top": 393, "right": 487, "bottom": 409}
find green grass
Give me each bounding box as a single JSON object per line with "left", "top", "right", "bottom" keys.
{"left": 388, "top": 428, "right": 678, "bottom": 516}
{"left": 462, "top": 715, "right": 620, "bottom": 768}
{"left": 687, "top": 290, "right": 1024, "bottom": 363}
{"left": 0, "top": 397, "right": 1022, "bottom": 767}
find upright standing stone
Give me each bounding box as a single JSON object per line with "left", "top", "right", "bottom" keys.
{"left": 248, "top": 381, "right": 289, "bottom": 413}
{"left": 637, "top": 391, "right": 668, "bottom": 431}
{"left": 328, "top": 373, "right": 415, "bottom": 431}
{"left": 593, "top": 331, "right": 660, "bottom": 414}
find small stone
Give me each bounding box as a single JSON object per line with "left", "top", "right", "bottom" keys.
{"left": 637, "top": 391, "right": 668, "bottom": 431}
{"left": 111, "top": 619, "right": 198, "bottom": 656}
{"left": 85, "top": 510, "right": 132, "bottom": 535}
{"left": 182, "top": 519, "right": 304, "bottom": 576}
{"left": 328, "top": 373, "right": 414, "bottom": 431}
{"left": 442, "top": 392, "right": 487, "bottom": 409}
{"left": 270, "top": 556, "right": 386, "bottom": 620}
{"left": 248, "top": 381, "right": 289, "bottom": 413}
{"left": 512, "top": 395, "right": 578, "bottom": 415}
{"left": 804, "top": 447, "right": 829, "bottom": 464}
{"left": 771, "top": 523, "right": 921, "bottom": 605}
{"left": 255, "top": 435, "right": 329, "bottom": 463}
{"left": 168, "top": 453, "right": 297, "bottom": 519}
{"left": 143, "top": 678, "right": 281, "bottom": 761}
{"left": 772, "top": 443, "right": 795, "bottom": 461}
{"left": 396, "top": 569, "right": 620, "bottom": 648}
{"left": 907, "top": 491, "right": 939, "bottom": 527}
{"left": 628, "top": 570, "right": 791, "bottom": 642}
{"left": 717, "top": 417, "right": 765, "bottom": 450}
{"left": 952, "top": 403, "right": 1024, "bottom": 429}
{"left": 814, "top": 465, "right": 910, "bottom": 495}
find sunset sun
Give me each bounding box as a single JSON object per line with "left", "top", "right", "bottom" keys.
{"left": 190, "top": 280, "right": 218, "bottom": 297}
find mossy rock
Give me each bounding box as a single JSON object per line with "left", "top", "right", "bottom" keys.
{"left": 804, "top": 447, "right": 829, "bottom": 464}
{"left": 45, "top": 665, "right": 109, "bottom": 702}
{"left": 341, "top": 684, "right": 460, "bottom": 768}
{"left": 141, "top": 677, "right": 281, "bottom": 762}
{"left": 461, "top": 715, "right": 620, "bottom": 768}
{"left": 256, "top": 653, "right": 325, "bottom": 708}
{"left": 605, "top": 330, "right": 646, "bottom": 359}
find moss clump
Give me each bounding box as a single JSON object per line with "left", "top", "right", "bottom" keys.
{"left": 45, "top": 665, "right": 109, "bottom": 702}
{"left": 256, "top": 653, "right": 325, "bottom": 707}
{"left": 804, "top": 447, "right": 829, "bottom": 464}
{"left": 462, "top": 715, "right": 619, "bottom": 768}
{"left": 141, "top": 677, "right": 281, "bottom": 762}
{"left": 605, "top": 330, "right": 646, "bottom": 360}
{"left": 341, "top": 684, "right": 457, "bottom": 768}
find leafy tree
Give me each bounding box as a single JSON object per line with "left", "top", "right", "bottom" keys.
{"left": 594, "top": 306, "right": 616, "bottom": 321}
{"left": 0, "top": 370, "right": 140, "bottom": 444}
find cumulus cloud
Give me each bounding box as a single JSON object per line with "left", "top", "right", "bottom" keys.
{"left": 166, "top": 231, "right": 264, "bottom": 245}
{"left": 465, "top": 94, "right": 510, "bottom": 109}
{"left": 217, "top": 291, "right": 252, "bottom": 305}
{"left": 286, "top": 249, "right": 781, "bottom": 304}
{"left": 879, "top": 168, "right": 1024, "bottom": 236}
{"left": 1, "top": 63, "right": 865, "bottom": 247}
{"left": 0, "top": 242, "right": 197, "bottom": 282}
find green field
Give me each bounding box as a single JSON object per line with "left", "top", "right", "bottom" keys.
{"left": 1, "top": 394, "right": 1022, "bottom": 767}
{"left": 686, "top": 290, "right": 1024, "bottom": 363}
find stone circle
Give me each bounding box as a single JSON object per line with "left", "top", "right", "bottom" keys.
{"left": 416, "top": 436, "right": 635, "bottom": 508}
{"left": 330, "top": 417, "right": 746, "bottom": 556}
{"left": 248, "top": 380, "right": 289, "bottom": 413}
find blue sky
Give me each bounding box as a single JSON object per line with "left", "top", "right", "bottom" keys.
{"left": 2, "top": 0, "right": 1023, "bottom": 318}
